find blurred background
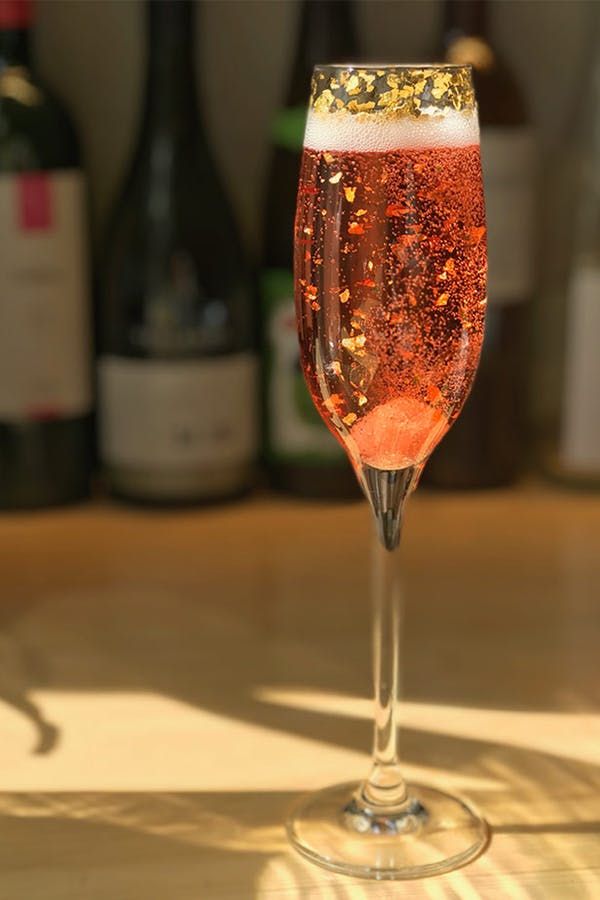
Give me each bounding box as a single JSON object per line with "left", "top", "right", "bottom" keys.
{"left": 1, "top": 3, "right": 600, "bottom": 894}
{"left": 1, "top": 0, "right": 599, "bottom": 507}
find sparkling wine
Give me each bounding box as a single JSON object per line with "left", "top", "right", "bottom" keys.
{"left": 295, "top": 118, "right": 486, "bottom": 473}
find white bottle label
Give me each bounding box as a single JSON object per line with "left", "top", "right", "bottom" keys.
{"left": 560, "top": 265, "right": 600, "bottom": 473}
{"left": 99, "top": 354, "right": 258, "bottom": 469}
{"left": 0, "top": 171, "right": 92, "bottom": 420}
{"left": 262, "top": 268, "right": 343, "bottom": 462}
{"left": 480, "top": 127, "right": 535, "bottom": 304}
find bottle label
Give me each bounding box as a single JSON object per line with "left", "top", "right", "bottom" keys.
{"left": 0, "top": 170, "right": 92, "bottom": 420}
{"left": 99, "top": 353, "right": 257, "bottom": 469}
{"left": 262, "top": 268, "right": 343, "bottom": 463}
{"left": 559, "top": 265, "right": 600, "bottom": 473}
{"left": 480, "top": 127, "right": 535, "bottom": 305}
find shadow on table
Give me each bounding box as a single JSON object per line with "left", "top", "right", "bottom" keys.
{"left": 0, "top": 499, "right": 598, "bottom": 897}
{"left": 0, "top": 781, "right": 598, "bottom": 900}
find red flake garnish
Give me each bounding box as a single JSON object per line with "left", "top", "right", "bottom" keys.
{"left": 468, "top": 226, "right": 486, "bottom": 244}
{"left": 356, "top": 278, "right": 376, "bottom": 288}
{"left": 427, "top": 384, "right": 443, "bottom": 404}
{"left": 385, "top": 203, "right": 411, "bottom": 217}
{"left": 348, "top": 222, "right": 365, "bottom": 235}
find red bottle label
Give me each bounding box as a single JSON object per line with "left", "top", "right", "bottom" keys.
{"left": 17, "top": 172, "right": 53, "bottom": 231}
{"left": 0, "top": 170, "right": 92, "bottom": 421}
{"left": 0, "top": 0, "right": 33, "bottom": 29}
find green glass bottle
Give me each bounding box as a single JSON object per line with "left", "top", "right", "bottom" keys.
{"left": 261, "top": 0, "right": 360, "bottom": 499}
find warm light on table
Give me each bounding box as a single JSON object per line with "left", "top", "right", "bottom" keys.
{"left": 0, "top": 486, "right": 598, "bottom": 897}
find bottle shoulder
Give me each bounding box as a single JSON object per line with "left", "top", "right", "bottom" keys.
{"left": 0, "top": 67, "right": 80, "bottom": 170}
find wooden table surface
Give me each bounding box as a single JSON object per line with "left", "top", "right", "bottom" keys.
{"left": 0, "top": 486, "right": 598, "bottom": 898}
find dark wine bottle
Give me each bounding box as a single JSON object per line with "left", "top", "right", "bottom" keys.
{"left": 0, "top": 0, "right": 92, "bottom": 508}
{"left": 423, "top": 0, "right": 535, "bottom": 489}
{"left": 261, "top": 0, "right": 359, "bottom": 499}
{"left": 539, "top": 26, "right": 600, "bottom": 487}
{"left": 100, "top": 0, "right": 256, "bottom": 504}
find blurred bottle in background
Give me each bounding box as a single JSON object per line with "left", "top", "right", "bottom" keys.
{"left": 100, "top": 0, "right": 256, "bottom": 505}
{"left": 423, "top": 0, "right": 535, "bottom": 489}
{"left": 0, "top": 0, "right": 92, "bottom": 508}
{"left": 261, "top": 0, "right": 359, "bottom": 499}
{"left": 537, "top": 31, "right": 600, "bottom": 487}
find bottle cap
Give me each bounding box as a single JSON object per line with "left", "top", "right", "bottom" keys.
{"left": 0, "top": 0, "right": 33, "bottom": 29}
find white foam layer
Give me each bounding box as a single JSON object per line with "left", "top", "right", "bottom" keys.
{"left": 304, "top": 109, "right": 479, "bottom": 152}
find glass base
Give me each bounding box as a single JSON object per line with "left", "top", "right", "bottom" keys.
{"left": 287, "top": 781, "right": 488, "bottom": 880}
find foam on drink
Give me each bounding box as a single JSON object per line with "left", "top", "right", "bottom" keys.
{"left": 304, "top": 109, "right": 479, "bottom": 153}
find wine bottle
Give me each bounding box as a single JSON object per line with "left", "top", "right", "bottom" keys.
{"left": 423, "top": 0, "right": 535, "bottom": 488}
{"left": 261, "top": 0, "right": 359, "bottom": 499}
{"left": 538, "top": 31, "right": 600, "bottom": 486}
{"left": 0, "top": 0, "right": 92, "bottom": 508}
{"left": 100, "top": 0, "right": 256, "bottom": 504}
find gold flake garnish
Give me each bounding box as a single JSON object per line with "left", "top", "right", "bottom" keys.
{"left": 357, "top": 393, "right": 368, "bottom": 407}
{"left": 355, "top": 209, "right": 367, "bottom": 217}
{"left": 339, "top": 289, "right": 350, "bottom": 303}
{"left": 435, "top": 293, "right": 449, "bottom": 307}
{"left": 329, "top": 171, "right": 343, "bottom": 184}
{"left": 344, "top": 186, "right": 357, "bottom": 203}
{"left": 342, "top": 412, "right": 357, "bottom": 427}
{"left": 347, "top": 100, "right": 376, "bottom": 112}
{"left": 346, "top": 74, "right": 361, "bottom": 95}
{"left": 310, "top": 65, "right": 475, "bottom": 119}
{"left": 342, "top": 334, "right": 366, "bottom": 353}
{"left": 331, "top": 360, "right": 342, "bottom": 377}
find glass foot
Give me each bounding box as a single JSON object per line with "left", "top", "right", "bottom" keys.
{"left": 287, "top": 781, "right": 488, "bottom": 880}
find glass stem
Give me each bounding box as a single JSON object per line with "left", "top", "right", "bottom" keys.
{"left": 362, "top": 536, "right": 408, "bottom": 810}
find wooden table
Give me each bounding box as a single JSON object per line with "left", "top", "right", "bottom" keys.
{"left": 0, "top": 486, "right": 598, "bottom": 898}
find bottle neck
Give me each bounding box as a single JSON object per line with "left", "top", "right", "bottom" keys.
{"left": 140, "top": 0, "right": 199, "bottom": 143}
{"left": 288, "top": 0, "right": 357, "bottom": 104}
{"left": 443, "top": 0, "right": 487, "bottom": 39}
{"left": 0, "top": 27, "right": 31, "bottom": 69}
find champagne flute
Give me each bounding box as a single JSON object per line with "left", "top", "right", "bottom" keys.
{"left": 289, "top": 64, "right": 488, "bottom": 879}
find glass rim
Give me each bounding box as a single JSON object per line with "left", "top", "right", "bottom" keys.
{"left": 313, "top": 62, "right": 473, "bottom": 74}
